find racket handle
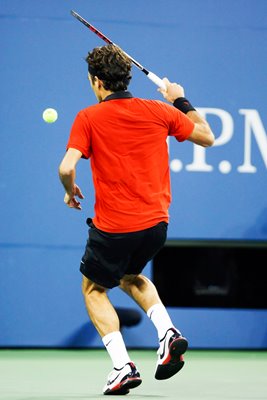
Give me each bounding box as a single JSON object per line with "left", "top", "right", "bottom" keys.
{"left": 147, "top": 71, "right": 166, "bottom": 90}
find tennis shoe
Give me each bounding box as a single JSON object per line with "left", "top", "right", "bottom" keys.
{"left": 103, "top": 361, "right": 142, "bottom": 395}
{"left": 155, "top": 327, "right": 188, "bottom": 380}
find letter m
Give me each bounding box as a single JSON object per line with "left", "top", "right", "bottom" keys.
{"left": 238, "top": 109, "right": 267, "bottom": 173}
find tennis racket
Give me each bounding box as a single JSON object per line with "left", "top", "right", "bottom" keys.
{"left": 70, "top": 10, "right": 166, "bottom": 90}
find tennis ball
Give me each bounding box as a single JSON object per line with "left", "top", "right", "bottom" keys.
{"left": 42, "top": 108, "right": 58, "bottom": 123}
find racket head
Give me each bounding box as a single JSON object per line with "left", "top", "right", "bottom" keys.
{"left": 70, "top": 10, "right": 112, "bottom": 45}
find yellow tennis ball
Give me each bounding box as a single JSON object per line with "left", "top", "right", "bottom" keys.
{"left": 42, "top": 108, "right": 58, "bottom": 123}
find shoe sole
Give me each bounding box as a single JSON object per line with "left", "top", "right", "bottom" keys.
{"left": 155, "top": 337, "right": 188, "bottom": 380}
{"left": 104, "top": 377, "right": 142, "bottom": 395}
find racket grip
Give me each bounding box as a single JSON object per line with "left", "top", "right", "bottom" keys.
{"left": 147, "top": 71, "right": 166, "bottom": 90}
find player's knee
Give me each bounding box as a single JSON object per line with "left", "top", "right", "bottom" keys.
{"left": 120, "top": 274, "right": 146, "bottom": 291}
{"left": 81, "top": 275, "right": 106, "bottom": 297}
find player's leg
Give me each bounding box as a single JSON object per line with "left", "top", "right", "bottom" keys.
{"left": 81, "top": 275, "right": 119, "bottom": 337}
{"left": 119, "top": 274, "right": 188, "bottom": 380}
{"left": 82, "top": 276, "right": 142, "bottom": 395}
{"left": 120, "top": 274, "right": 172, "bottom": 333}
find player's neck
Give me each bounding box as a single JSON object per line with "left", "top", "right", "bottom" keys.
{"left": 100, "top": 89, "right": 113, "bottom": 101}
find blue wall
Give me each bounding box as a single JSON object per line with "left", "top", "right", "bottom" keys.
{"left": 1, "top": 0, "right": 266, "bottom": 348}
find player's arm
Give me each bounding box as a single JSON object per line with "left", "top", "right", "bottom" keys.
{"left": 185, "top": 109, "right": 214, "bottom": 147}
{"left": 58, "top": 148, "right": 84, "bottom": 210}
{"left": 159, "top": 77, "right": 215, "bottom": 147}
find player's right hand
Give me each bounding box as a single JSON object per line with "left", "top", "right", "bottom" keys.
{"left": 158, "top": 77, "right": 185, "bottom": 104}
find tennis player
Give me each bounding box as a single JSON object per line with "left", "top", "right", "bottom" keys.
{"left": 59, "top": 44, "right": 214, "bottom": 395}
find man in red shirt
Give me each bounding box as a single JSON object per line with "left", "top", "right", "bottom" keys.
{"left": 59, "top": 44, "right": 214, "bottom": 395}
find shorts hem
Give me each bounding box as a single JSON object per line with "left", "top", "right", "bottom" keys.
{"left": 80, "top": 265, "right": 118, "bottom": 289}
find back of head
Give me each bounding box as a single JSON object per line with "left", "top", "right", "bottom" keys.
{"left": 86, "top": 44, "right": 132, "bottom": 91}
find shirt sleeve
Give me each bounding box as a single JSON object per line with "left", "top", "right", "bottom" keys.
{"left": 66, "top": 110, "right": 92, "bottom": 159}
{"left": 167, "top": 105, "right": 195, "bottom": 142}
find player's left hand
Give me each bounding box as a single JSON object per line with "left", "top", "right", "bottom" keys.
{"left": 64, "top": 184, "right": 84, "bottom": 210}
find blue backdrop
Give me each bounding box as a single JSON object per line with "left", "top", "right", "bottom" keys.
{"left": 1, "top": 0, "right": 266, "bottom": 348}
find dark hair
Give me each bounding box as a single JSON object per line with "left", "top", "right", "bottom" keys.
{"left": 86, "top": 44, "right": 132, "bottom": 91}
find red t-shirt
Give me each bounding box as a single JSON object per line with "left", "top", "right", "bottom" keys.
{"left": 67, "top": 92, "right": 194, "bottom": 232}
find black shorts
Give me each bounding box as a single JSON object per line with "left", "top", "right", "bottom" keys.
{"left": 80, "top": 218, "right": 168, "bottom": 289}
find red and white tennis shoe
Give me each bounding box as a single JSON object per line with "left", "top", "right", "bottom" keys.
{"left": 155, "top": 328, "right": 188, "bottom": 380}
{"left": 103, "top": 361, "right": 142, "bottom": 395}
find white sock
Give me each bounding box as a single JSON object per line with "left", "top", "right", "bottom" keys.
{"left": 147, "top": 303, "right": 181, "bottom": 340}
{"left": 102, "top": 331, "right": 131, "bottom": 370}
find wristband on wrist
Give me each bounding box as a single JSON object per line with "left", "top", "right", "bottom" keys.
{"left": 173, "top": 97, "right": 196, "bottom": 114}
